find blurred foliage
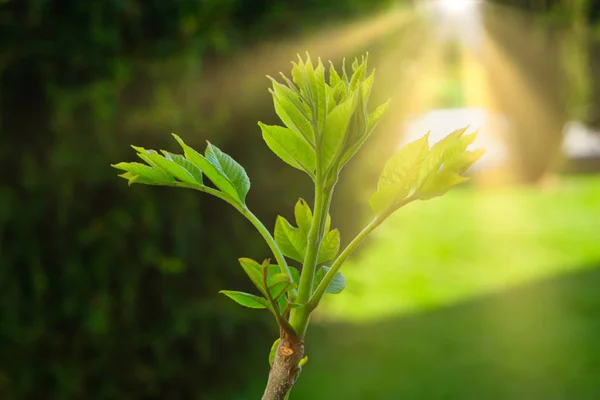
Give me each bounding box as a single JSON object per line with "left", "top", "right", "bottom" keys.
{"left": 0, "top": 0, "right": 396, "bottom": 398}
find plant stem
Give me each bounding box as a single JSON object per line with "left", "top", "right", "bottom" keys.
{"left": 262, "top": 333, "right": 304, "bottom": 400}
{"left": 289, "top": 182, "right": 334, "bottom": 335}
{"left": 174, "top": 182, "right": 294, "bottom": 289}
{"left": 241, "top": 206, "right": 295, "bottom": 288}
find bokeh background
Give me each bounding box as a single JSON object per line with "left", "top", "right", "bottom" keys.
{"left": 1, "top": 0, "right": 600, "bottom": 399}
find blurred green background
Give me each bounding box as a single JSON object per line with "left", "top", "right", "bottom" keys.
{"left": 1, "top": 0, "right": 599, "bottom": 399}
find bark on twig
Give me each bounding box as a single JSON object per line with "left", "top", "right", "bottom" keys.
{"left": 262, "top": 333, "right": 305, "bottom": 400}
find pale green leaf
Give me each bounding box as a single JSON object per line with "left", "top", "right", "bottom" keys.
{"left": 274, "top": 216, "right": 306, "bottom": 263}
{"left": 314, "top": 58, "right": 328, "bottom": 135}
{"left": 417, "top": 171, "right": 469, "bottom": 200}
{"left": 291, "top": 55, "right": 312, "bottom": 103}
{"left": 415, "top": 127, "right": 477, "bottom": 189}
{"left": 443, "top": 148, "right": 486, "bottom": 174}
{"left": 259, "top": 123, "right": 315, "bottom": 176}
{"left": 219, "top": 290, "right": 269, "bottom": 309}
{"left": 339, "top": 98, "right": 391, "bottom": 168}
{"left": 205, "top": 142, "right": 251, "bottom": 203}
{"left": 321, "top": 93, "right": 357, "bottom": 172}
{"left": 318, "top": 229, "right": 340, "bottom": 263}
{"left": 328, "top": 61, "right": 342, "bottom": 88}
{"left": 361, "top": 69, "right": 375, "bottom": 104}
{"left": 269, "top": 79, "right": 314, "bottom": 143}
{"left": 269, "top": 338, "right": 282, "bottom": 366}
{"left": 294, "top": 198, "right": 313, "bottom": 233}
{"left": 343, "top": 86, "right": 369, "bottom": 155}
{"left": 112, "top": 162, "right": 174, "bottom": 186}
{"left": 369, "top": 134, "right": 430, "bottom": 214}
{"left": 349, "top": 57, "right": 367, "bottom": 91}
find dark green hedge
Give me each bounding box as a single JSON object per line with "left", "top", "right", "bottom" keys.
{"left": 0, "top": 0, "right": 396, "bottom": 398}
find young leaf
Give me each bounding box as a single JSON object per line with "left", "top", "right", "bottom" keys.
{"left": 417, "top": 171, "right": 469, "bottom": 200}
{"left": 239, "top": 258, "right": 265, "bottom": 295}
{"left": 414, "top": 128, "right": 484, "bottom": 200}
{"left": 274, "top": 216, "right": 306, "bottom": 263}
{"left": 339, "top": 98, "right": 391, "bottom": 168}
{"left": 369, "top": 134, "right": 430, "bottom": 214}
{"left": 313, "top": 58, "right": 328, "bottom": 135}
{"left": 112, "top": 162, "right": 174, "bottom": 186}
{"left": 163, "top": 152, "right": 204, "bottom": 184}
{"left": 205, "top": 142, "right": 251, "bottom": 203}
{"left": 294, "top": 198, "right": 313, "bottom": 233}
{"left": 317, "top": 229, "right": 340, "bottom": 263}
{"left": 219, "top": 291, "right": 269, "bottom": 309}
{"left": 172, "top": 134, "right": 241, "bottom": 202}
{"left": 329, "top": 61, "right": 342, "bottom": 88}
{"left": 313, "top": 266, "right": 346, "bottom": 294}
{"left": 259, "top": 123, "right": 315, "bottom": 176}
{"left": 321, "top": 93, "right": 357, "bottom": 172}
{"left": 140, "top": 152, "right": 199, "bottom": 185}
{"left": 269, "top": 338, "right": 282, "bottom": 367}
{"left": 269, "top": 79, "right": 314, "bottom": 143}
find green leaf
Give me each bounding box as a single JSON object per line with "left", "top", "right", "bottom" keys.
{"left": 112, "top": 162, "right": 174, "bottom": 186}
{"left": 318, "top": 229, "right": 340, "bottom": 263}
{"left": 163, "top": 152, "right": 204, "bottom": 184}
{"left": 328, "top": 61, "right": 343, "bottom": 90}
{"left": 298, "top": 356, "right": 308, "bottom": 368}
{"left": 417, "top": 171, "right": 469, "bottom": 200}
{"left": 321, "top": 93, "right": 357, "bottom": 172}
{"left": 274, "top": 216, "right": 306, "bottom": 263}
{"left": 294, "top": 198, "right": 313, "bottom": 233}
{"left": 369, "top": 134, "right": 430, "bottom": 214}
{"left": 343, "top": 85, "right": 369, "bottom": 155}
{"left": 291, "top": 55, "right": 313, "bottom": 104}
{"left": 269, "top": 338, "right": 282, "bottom": 367}
{"left": 313, "top": 58, "right": 328, "bottom": 135}
{"left": 238, "top": 258, "right": 265, "bottom": 295}
{"left": 339, "top": 98, "right": 391, "bottom": 168}
{"left": 443, "top": 148, "right": 486, "bottom": 175}
{"left": 349, "top": 56, "right": 367, "bottom": 91}
{"left": 259, "top": 123, "right": 315, "bottom": 176}
{"left": 140, "top": 152, "right": 199, "bottom": 185}
{"left": 219, "top": 291, "right": 269, "bottom": 309}
{"left": 269, "top": 79, "right": 314, "bottom": 143}
{"left": 172, "top": 134, "right": 240, "bottom": 201}
{"left": 205, "top": 142, "right": 251, "bottom": 203}
{"left": 313, "top": 266, "right": 346, "bottom": 294}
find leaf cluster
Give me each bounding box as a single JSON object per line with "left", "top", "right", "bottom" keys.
{"left": 259, "top": 53, "right": 390, "bottom": 182}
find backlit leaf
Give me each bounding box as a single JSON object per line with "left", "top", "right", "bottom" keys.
{"left": 219, "top": 291, "right": 269, "bottom": 309}
{"left": 369, "top": 134, "right": 430, "bottom": 214}
{"left": 269, "top": 79, "right": 314, "bottom": 143}
{"left": 321, "top": 93, "right": 357, "bottom": 172}
{"left": 294, "top": 198, "right": 313, "bottom": 233}
{"left": 274, "top": 216, "right": 306, "bottom": 263}
{"left": 259, "top": 123, "right": 315, "bottom": 176}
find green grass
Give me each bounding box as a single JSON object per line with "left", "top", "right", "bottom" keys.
{"left": 224, "top": 175, "right": 600, "bottom": 400}
{"left": 318, "top": 174, "right": 600, "bottom": 322}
